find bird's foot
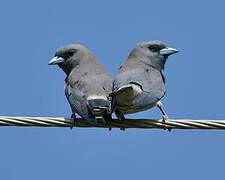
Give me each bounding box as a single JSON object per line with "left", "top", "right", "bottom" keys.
{"left": 162, "top": 115, "right": 168, "bottom": 123}
{"left": 162, "top": 115, "right": 171, "bottom": 132}
{"left": 115, "top": 110, "right": 126, "bottom": 131}
{"left": 119, "top": 114, "right": 126, "bottom": 131}
{"left": 120, "top": 127, "right": 126, "bottom": 131}
{"left": 70, "top": 113, "right": 76, "bottom": 130}
{"left": 103, "top": 112, "right": 112, "bottom": 131}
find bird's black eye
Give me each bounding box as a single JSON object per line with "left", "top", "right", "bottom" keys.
{"left": 67, "top": 49, "right": 77, "bottom": 57}
{"left": 148, "top": 45, "right": 159, "bottom": 52}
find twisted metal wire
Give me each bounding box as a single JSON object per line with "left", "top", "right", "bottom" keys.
{"left": 0, "top": 116, "right": 224, "bottom": 130}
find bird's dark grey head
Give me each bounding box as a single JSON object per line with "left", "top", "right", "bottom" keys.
{"left": 130, "top": 40, "right": 178, "bottom": 71}
{"left": 49, "top": 44, "right": 93, "bottom": 75}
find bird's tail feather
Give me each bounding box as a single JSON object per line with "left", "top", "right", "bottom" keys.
{"left": 87, "top": 96, "right": 111, "bottom": 116}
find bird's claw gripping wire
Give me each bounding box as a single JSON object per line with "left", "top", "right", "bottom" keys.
{"left": 70, "top": 113, "right": 76, "bottom": 130}
{"left": 157, "top": 101, "right": 171, "bottom": 131}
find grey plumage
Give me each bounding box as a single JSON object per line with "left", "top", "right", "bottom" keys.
{"left": 112, "top": 40, "right": 178, "bottom": 121}
{"left": 49, "top": 44, "right": 112, "bottom": 123}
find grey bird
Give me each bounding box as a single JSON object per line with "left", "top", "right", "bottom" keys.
{"left": 49, "top": 44, "right": 113, "bottom": 127}
{"left": 111, "top": 40, "right": 178, "bottom": 126}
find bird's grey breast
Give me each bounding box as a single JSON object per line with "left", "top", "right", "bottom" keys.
{"left": 68, "top": 65, "right": 112, "bottom": 96}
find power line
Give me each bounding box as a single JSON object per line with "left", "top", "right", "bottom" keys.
{"left": 0, "top": 116, "right": 224, "bottom": 130}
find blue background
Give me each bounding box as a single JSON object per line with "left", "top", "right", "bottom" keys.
{"left": 0, "top": 0, "right": 225, "bottom": 179}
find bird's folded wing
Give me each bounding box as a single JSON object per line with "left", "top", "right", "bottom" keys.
{"left": 113, "top": 67, "right": 166, "bottom": 105}
{"left": 65, "top": 84, "right": 94, "bottom": 120}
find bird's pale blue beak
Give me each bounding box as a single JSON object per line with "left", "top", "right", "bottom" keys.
{"left": 160, "top": 47, "right": 178, "bottom": 56}
{"left": 48, "top": 56, "right": 65, "bottom": 65}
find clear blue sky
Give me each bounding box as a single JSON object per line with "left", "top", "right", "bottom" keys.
{"left": 0, "top": 0, "right": 225, "bottom": 179}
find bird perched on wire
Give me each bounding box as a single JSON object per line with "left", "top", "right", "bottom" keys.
{"left": 111, "top": 40, "right": 178, "bottom": 129}
{"left": 49, "top": 44, "right": 113, "bottom": 127}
